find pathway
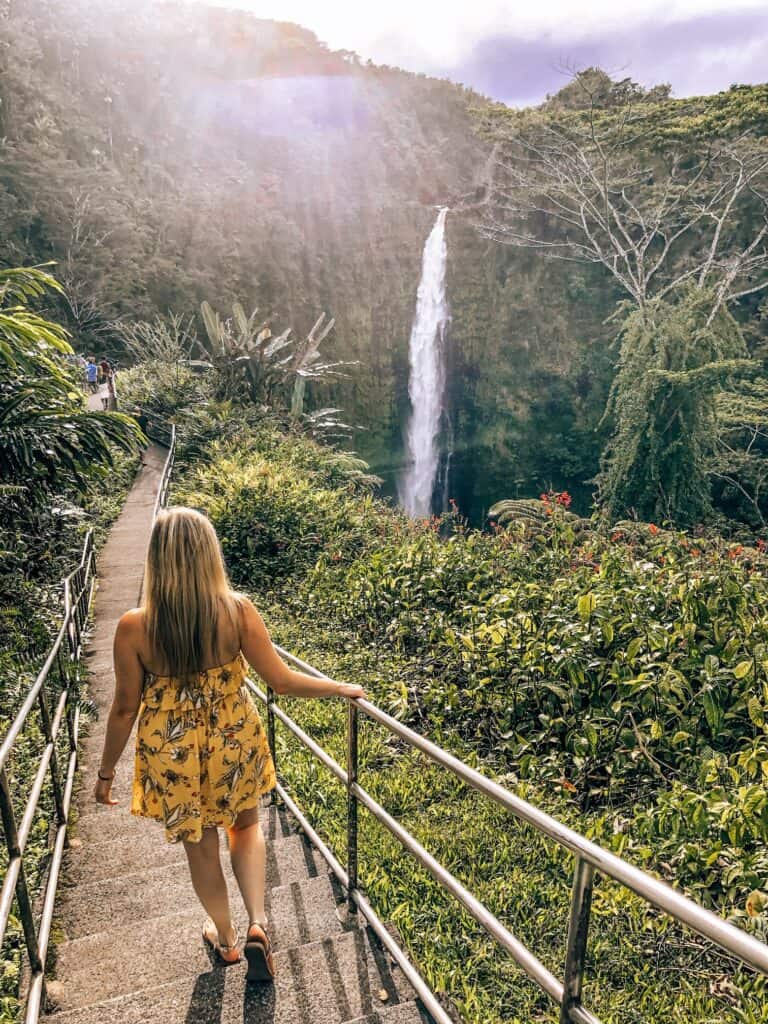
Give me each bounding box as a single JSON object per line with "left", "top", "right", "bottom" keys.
{"left": 39, "top": 443, "right": 428, "bottom": 1024}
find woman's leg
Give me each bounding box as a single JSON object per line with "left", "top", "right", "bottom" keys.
{"left": 227, "top": 805, "right": 268, "bottom": 928}
{"left": 183, "top": 826, "right": 237, "bottom": 946}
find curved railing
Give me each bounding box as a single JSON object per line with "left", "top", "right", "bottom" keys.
{"left": 250, "top": 651, "right": 768, "bottom": 1024}
{"left": 0, "top": 530, "right": 96, "bottom": 1023}
{"left": 149, "top": 420, "right": 176, "bottom": 522}
{"left": 0, "top": 422, "right": 176, "bottom": 1023}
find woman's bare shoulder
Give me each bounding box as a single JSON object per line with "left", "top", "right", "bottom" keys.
{"left": 116, "top": 607, "right": 145, "bottom": 636}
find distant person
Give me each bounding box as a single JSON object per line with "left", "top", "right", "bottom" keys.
{"left": 134, "top": 406, "right": 149, "bottom": 437}
{"left": 98, "top": 374, "right": 110, "bottom": 411}
{"left": 107, "top": 370, "right": 118, "bottom": 411}
{"left": 85, "top": 356, "right": 99, "bottom": 394}
{"left": 99, "top": 356, "right": 111, "bottom": 383}
{"left": 134, "top": 407, "right": 149, "bottom": 466}
{"left": 93, "top": 507, "right": 366, "bottom": 978}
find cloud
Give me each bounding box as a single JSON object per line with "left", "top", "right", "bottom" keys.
{"left": 184, "top": 1, "right": 768, "bottom": 104}
{"left": 425, "top": 8, "right": 768, "bottom": 105}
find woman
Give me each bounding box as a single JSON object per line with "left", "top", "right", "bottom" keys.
{"left": 93, "top": 507, "right": 365, "bottom": 980}
{"left": 98, "top": 373, "right": 110, "bottom": 411}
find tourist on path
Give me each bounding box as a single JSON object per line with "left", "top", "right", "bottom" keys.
{"left": 85, "top": 356, "right": 98, "bottom": 394}
{"left": 93, "top": 507, "right": 365, "bottom": 980}
{"left": 97, "top": 374, "right": 110, "bottom": 410}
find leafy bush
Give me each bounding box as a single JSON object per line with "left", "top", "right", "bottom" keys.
{"left": 115, "top": 360, "right": 212, "bottom": 420}
{"left": 171, "top": 418, "right": 768, "bottom": 1023}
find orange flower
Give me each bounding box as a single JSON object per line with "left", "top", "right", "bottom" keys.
{"left": 648, "top": 524, "right": 660, "bottom": 535}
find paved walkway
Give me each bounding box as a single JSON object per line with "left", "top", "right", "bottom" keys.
{"left": 40, "top": 446, "right": 428, "bottom": 1024}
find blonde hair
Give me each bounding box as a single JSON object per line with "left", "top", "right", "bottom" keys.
{"left": 143, "top": 507, "right": 241, "bottom": 680}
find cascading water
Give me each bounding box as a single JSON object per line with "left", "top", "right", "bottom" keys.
{"left": 399, "top": 207, "right": 450, "bottom": 517}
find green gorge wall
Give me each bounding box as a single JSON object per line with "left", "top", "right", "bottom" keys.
{"left": 2, "top": 0, "right": 752, "bottom": 521}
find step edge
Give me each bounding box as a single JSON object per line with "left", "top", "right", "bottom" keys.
{"left": 43, "top": 922, "right": 405, "bottom": 1020}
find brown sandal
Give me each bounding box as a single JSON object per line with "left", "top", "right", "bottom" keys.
{"left": 244, "top": 922, "right": 275, "bottom": 982}
{"left": 202, "top": 918, "right": 241, "bottom": 965}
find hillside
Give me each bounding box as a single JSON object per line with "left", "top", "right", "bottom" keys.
{"left": 1, "top": 1, "right": 765, "bottom": 523}
{"left": 0, "top": 0, "right": 622, "bottom": 520}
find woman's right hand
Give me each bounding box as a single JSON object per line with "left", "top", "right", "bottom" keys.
{"left": 336, "top": 682, "right": 366, "bottom": 700}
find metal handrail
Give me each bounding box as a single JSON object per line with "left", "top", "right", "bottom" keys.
{"left": 151, "top": 423, "right": 176, "bottom": 522}
{"left": 0, "top": 529, "right": 96, "bottom": 1024}
{"left": 0, "top": 423, "right": 176, "bottom": 1023}
{"left": 249, "top": 645, "right": 768, "bottom": 1024}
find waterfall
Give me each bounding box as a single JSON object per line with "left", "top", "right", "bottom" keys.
{"left": 399, "top": 207, "right": 450, "bottom": 517}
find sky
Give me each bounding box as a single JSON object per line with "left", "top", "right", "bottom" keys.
{"left": 185, "top": 0, "right": 768, "bottom": 106}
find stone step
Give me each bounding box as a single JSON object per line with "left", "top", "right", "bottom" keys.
{"left": 269, "top": 873, "right": 345, "bottom": 950}
{"left": 343, "top": 1004, "right": 431, "bottom": 1024}
{"left": 48, "top": 875, "right": 348, "bottom": 1012}
{"left": 64, "top": 800, "right": 295, "bottom": 887}
{"left": 42, "top": 925, "right": 416, "bottom": 1024}
{"left": 54, "top": 833, "right": 328, "bottom": 941}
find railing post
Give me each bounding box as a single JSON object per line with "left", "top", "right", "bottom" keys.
{"left": 266, "top": 686, "right": 277, "bottom": 802}
{"left": 36, "top": 687, "right": 67, "bottom": 832}
{"left": 346, "top": 698, "right": 359, "bottom": 914}
{"left": 0, "top": 769, "right": 43, "bottom": 976}
{"left": 560, "top": 855, "right": 594, "bottom": 1023}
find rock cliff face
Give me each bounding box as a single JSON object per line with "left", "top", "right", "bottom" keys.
{"left": 0, "top": 0, "right": 630, "bottom": 518}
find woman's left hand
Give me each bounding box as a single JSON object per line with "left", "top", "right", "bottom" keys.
{"left": 94, "top": 774, "right": 118, "bottom": 806}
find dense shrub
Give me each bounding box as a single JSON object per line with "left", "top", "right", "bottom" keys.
{"left": 171, "top": 419, "right": 768, "bottom": 1023}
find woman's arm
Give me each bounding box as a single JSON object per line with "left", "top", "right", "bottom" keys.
{"left": 94, "top": 610, "right": 145, "bottom": 805}
{"left": 239, "top": 598, "right": 366, "bottom": 700}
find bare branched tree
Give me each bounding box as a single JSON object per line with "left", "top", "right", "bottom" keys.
{"left": 58, "top": 187, "right": 116, "bottom": 339}
{"left": 479, "top": 73, "right": 768, "bottom": 324}
{"left": 114, "top": 311, "right": 197, "bottom": 363}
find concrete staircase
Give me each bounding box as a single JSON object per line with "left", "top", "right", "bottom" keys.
{"left": 43, "top": 796, "right": 428, "bottom": 1024}
{"left": 37, "top": 442, "right": 432, "bottom": 1024}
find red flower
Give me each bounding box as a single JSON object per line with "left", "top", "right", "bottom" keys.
{"left": 555, "top": 491, "right": 572, "bottom": 508}
{"left": 610, "top": 531, "right": 623, "bottom": 542}
{"left": 540, "top": 493, "right": 550, "bottom": 503}
{"left": 757, "top": 539, "right": 766, "bottom": 552}
{"left": 648, "top": 524, "right": 660, "bottom": 535}
{"left": 728, "top": 546, "right": 744, "bottom": 560}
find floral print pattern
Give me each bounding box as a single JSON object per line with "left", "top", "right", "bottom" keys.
{"left": 130, "top": 652, "right": 276, "bottom": 843}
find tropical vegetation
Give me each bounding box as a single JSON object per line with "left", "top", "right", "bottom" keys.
{"left": 1, "top": 2, "right": 768, "bottom": 1022}
{"left": 104, "top": 354, "right": 768, "bottom": 1022}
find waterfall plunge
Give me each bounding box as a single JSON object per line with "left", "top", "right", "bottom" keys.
{"left": 399, "top": 208, "right": 450, "bottom": 517}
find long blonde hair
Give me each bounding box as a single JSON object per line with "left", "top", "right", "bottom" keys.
{"left": 143, "top": 507, "right": 241, "bottom": 679}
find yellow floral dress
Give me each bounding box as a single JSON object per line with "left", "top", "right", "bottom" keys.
{"left": 130, "top": 652, "right": 276, "bottom": 843}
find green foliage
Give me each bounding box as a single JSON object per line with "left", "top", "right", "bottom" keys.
{"left": 598, "top": 290, "right": 754, "bottom": 525}
{"left": 177, "top": 432, "right": 389, "bottom": 589}
{"left": 116, "top": 360, "right": 212, "bottom": 421}
{"left": 115, "top": 313, "right": 197, "bottom": 365}
{"left": 543, "top": 67, "right": 671, "bottom": 111}
{"left": 0, "top": 267, "right": 140, "bottom": 495}
{"left": 170, "top": 399, "right": 768, "bottom": 1023}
